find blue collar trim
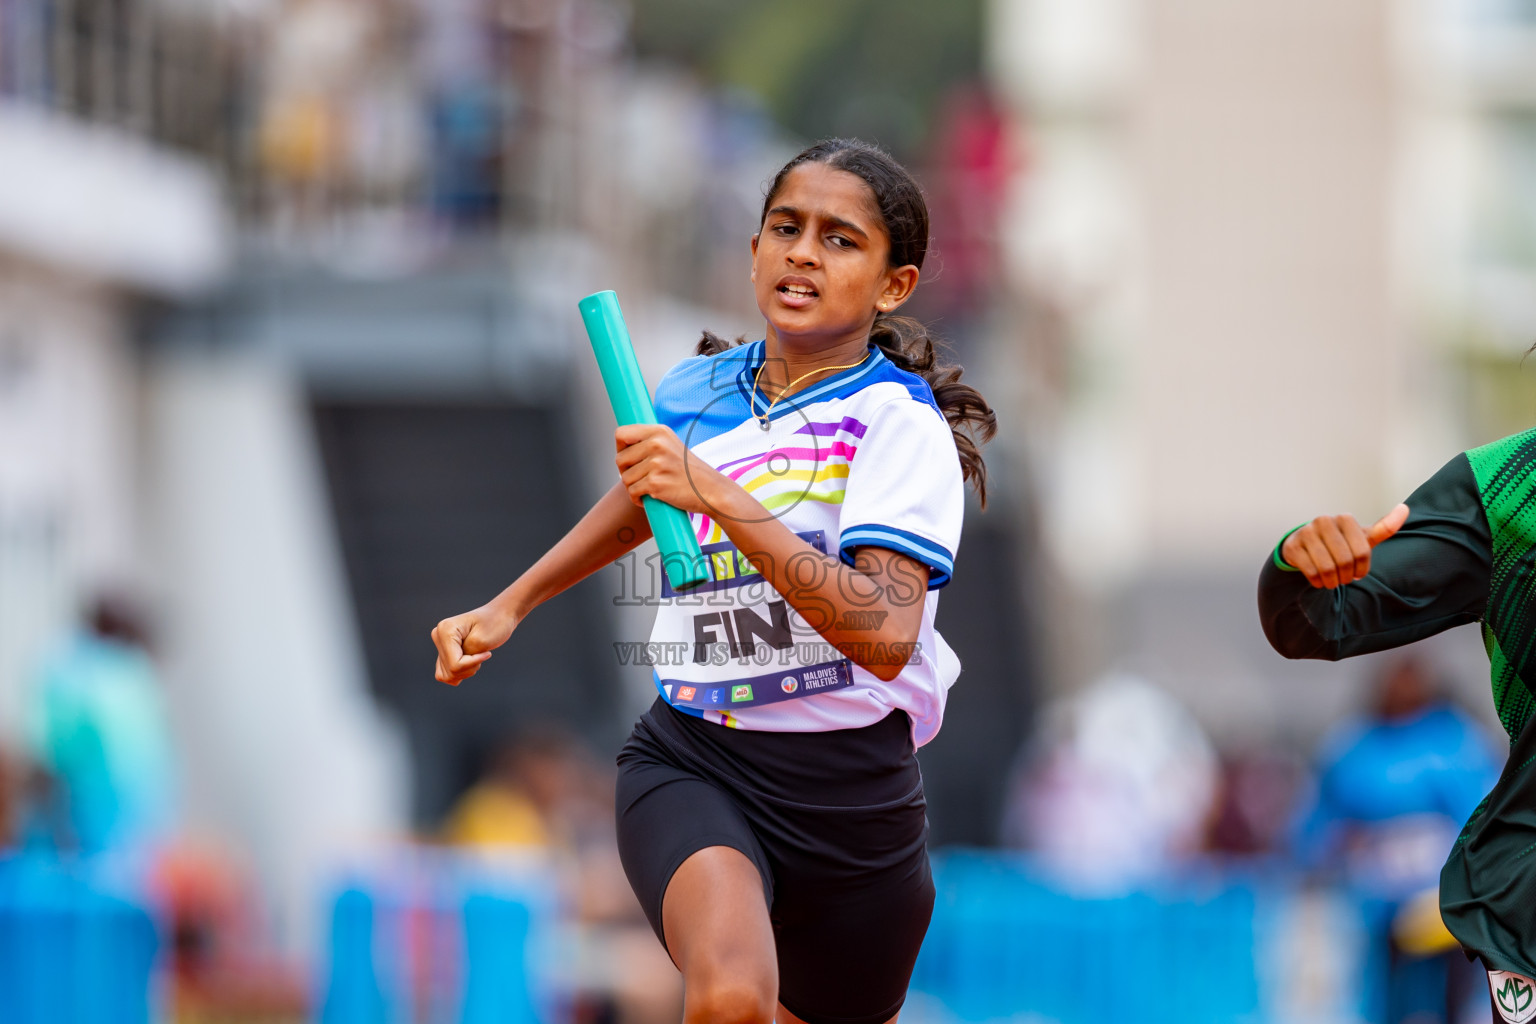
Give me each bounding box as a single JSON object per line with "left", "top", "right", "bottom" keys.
{"left": 734, "top": 340, "right": 889, "bottom": 424}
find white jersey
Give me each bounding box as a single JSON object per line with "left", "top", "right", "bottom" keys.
{"left": 644, "top": 338, "right": 964, "bottom": 747}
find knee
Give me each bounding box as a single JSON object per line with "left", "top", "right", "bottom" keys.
{"left": 684, "top": 974, "right": 776, "bottom": 1024}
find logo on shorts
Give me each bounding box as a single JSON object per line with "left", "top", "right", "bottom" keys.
{"left": 731, "top": 685, "right": 753, "bottom": 703}
{"left": 1492, "top": 972, "right": 1536, "bottom": 1023}
{"left": 675, "top": 686, "right": 697, "bottom": 702}
{"left": 781, "top": 676, "right": 798, "bottom": 694}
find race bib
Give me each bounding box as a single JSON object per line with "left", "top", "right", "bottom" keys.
{"left": 663, "top": 659, "right": 854, "bottom": 710}
{"left": 653, "top": 528, "right": 858, "bottom": 710}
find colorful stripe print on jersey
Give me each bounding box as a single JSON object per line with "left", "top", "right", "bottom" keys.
{"left": 644, "top": 335, "right": 966, "bottom": 742}
{"left": 1466, "top": 426, "right": 1536, "bottom": 741}
{"left": 693, "top": 417, "right": 868, "bottom": 545}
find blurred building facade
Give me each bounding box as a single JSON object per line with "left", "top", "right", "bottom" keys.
{"left": 1, "top": 0, "right": 1024, "bottom": 958}
{"left": 0, "top": 0, "right": 230, "bottom": 735}
{"left": 0, "top": 0, "right": 1047, "bottom": 974}
{"left": 11, "top": 0, "right": 1531, "bottom": 1013}
{"left": 987, "top": 0, "right": 1530, "bottom": 747}
{"left": 0, "top": 0, "right": 416, "bottom": 956}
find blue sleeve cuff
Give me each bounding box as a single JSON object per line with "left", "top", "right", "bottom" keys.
{"left": 838, "top": 524, "right": 954, "bottom": 589}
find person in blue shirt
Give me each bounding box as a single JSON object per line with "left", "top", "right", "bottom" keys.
{"left": 1291, "top": 657, "right": 1501, "bottom": 1023}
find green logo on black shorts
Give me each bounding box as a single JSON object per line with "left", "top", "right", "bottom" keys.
{"left": 1492, "top": 972, "right": 1536, "bottom": 1023}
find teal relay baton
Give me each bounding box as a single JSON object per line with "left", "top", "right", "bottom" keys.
{"left": 578, "top": 290, "right": 709, "bottom": 592}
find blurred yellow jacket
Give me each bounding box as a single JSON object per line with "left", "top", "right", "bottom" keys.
{"left": 441, "top": 784, "right": 547, "bottom": 848}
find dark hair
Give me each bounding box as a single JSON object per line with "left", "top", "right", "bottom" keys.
{"left": 88, "top": 593, "right": 151, "bottom": 649}
{"left": 699, "top": 138, "right": 998, "bottom": 507}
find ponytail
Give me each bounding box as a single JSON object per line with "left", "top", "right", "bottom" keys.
{"left": 869, "top": 315, "right": 997, "bottom": 509}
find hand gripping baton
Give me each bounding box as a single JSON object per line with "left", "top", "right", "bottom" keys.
{"left": 578, "top": 290, "right": 709, "bottom": 592}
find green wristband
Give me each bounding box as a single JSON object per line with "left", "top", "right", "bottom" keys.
{"left": 1272, "top": 523, "right": 1307, "bottom": 572}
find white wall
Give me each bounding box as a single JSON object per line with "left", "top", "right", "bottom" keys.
{"left": 987, "top": 0, "right": 1497, "bottom": 740}
{"left": 1132, "top": 0, "right": 1402, "bottom": 563}
{"left": 0, "top": 102, "right": 228, "bottom": 296}
{"left": 0, "top": 261, "right": 138, "bottom": 745}
{"left": 993, "top": 0, "right": 1423, "bottom": 582}
{"left": 145, "top": 351, "right": 406, "bottom": 955}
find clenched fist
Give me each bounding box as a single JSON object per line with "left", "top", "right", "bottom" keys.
{"left": 1282, "top": 503, "right": 1410, "bottom": 590}
{"left": 431, "top": 605, "right": 519, "bottom": 686}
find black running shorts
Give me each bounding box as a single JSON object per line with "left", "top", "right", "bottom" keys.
{"left": 615, "top": 697, "right": 935, "bottom": 1024}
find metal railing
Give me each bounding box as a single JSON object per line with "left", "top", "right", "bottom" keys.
{"left": 0, "top": 0, "right": 246, "bottom": 177}
{"left": 0, "top": 0, "right": 585, "bottom": 236}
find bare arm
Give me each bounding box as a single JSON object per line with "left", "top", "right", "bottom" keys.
{"left": 432, "top": 479, "right": 651, "bottom": 685}
{"left": 705, "top": 485, "right": 929, "bottom": 682}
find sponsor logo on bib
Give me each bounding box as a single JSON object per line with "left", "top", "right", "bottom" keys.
{"left": 676, "top": 686, "right": 696, "bottom": 702}
{"left": 1492, "top": 971, "right": 1536, "bottom": 1023}
{"left": 781, "top": 677, "right": 798, "bottom": 694}
{"left": 731, "top": 685, "right": 753, "bottom": 703}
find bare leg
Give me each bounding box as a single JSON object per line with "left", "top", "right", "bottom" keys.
{"left": 663, "top": 846, "right": 778, "bottom": 1024}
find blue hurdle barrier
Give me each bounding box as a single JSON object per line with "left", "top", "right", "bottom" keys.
{"left": 0, "top": 853, "right": 160, "bottom": 1024}
{"left": 911, "top": 851, "right": 1280, "bottom": 1024}
{"left": 319, "top": 851, "right": 558, "bottom": 1024}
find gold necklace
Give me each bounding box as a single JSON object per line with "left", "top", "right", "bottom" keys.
{"left": 751, "top": 347, "right": 871, "bottom": 430}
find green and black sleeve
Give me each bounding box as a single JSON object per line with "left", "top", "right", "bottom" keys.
{"left": 1257, "top": 453, "right": 1491, "bottom": 661}
{"left": 1259, "top": 434, "right": 1536, "bottom": 979}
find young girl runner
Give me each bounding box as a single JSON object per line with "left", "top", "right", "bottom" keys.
{"left": 432, "top": 138, "right": 996, "bottom": 1024}
{"left": 1259, "top": 435, "right": 1536, "bottom": 1024}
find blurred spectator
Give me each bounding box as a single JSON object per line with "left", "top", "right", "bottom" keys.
{"left": 442, "top": 727, "right": 681, "bottom": 1024}
{"left": 442, "top": 727, "right": 582, "bottom": 849}
{"left": 25, "top": 594, "right": 177, "bottom": 856}
{"left": 410, "top": 0, "right": 507, "bottom": 228}
{"left": 1001, "top": 673, "right": 1218, "bottom": 891}
{"left": 258, "top": 0, "right": 434, "bottom": 238}
{"left": 1205, "top": 747, "right": 1309, "bottom": 856}
{"left": 152, "top": 841, "right": 310, "bottom": 1021}
{"left": 1290, "top": 657, "right": 1502, "bottom": 1024}
{"left": 258, "top": 0, "right": 373, "bottom": 206}
{"left": 919, "top": 83, "right": 1015, "bottom": 355}
{"left": 0, "top": 746, "right": 24, "bottom": 850}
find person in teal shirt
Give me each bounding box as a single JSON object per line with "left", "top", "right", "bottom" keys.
{"left": 27, "top": 598, "right": 176, "bottom": 854}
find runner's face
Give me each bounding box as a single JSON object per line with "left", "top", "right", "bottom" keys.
{"left": 750, "top": 163, "right": 916, "bottom": 343}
